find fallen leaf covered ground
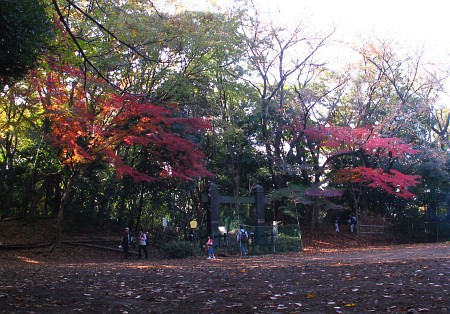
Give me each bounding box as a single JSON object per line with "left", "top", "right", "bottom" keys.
{"left": 1, "top": 242, "right": 449, "bottom": 313}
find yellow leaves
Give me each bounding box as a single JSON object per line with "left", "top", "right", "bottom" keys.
{"left": 344, "top": 303, "right": 356, "bottom": 307}
{"left": 305, "top": 293, "right": 314, "bottom": 299}
{"left": 69, "top": 152, "right": 85, "bottom": 164}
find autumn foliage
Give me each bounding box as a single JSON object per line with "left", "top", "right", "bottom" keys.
{"left": 303, "top": 125, "right": 421, "bottom": 199}
{"left": 32, "top": 64, "right": 212, "bottom": 182}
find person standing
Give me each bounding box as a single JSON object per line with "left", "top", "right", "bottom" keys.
{"left": 350, "top": 214, "right": 357, "bottom": 233}
{"left": 238, "top": 226, "right": 248, "bottom": 257}
{"left": 120, "top": 227, "right": 132, "bottom": 259}
{"left": 335, "top": 217, "right": 340, "bottom": 233}
{"left": 138, "top": 229, "right": 148, "bottom": 259}
{"left": 206, "top": 235, "right": 215, "bottom": 259}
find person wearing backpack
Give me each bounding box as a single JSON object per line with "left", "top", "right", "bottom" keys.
{"left": 238, "top": 226, "right": 248, "bottom": 257}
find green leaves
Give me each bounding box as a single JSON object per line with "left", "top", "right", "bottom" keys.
{"left": 0, "top": 0, "right": 53, "bottom": 85}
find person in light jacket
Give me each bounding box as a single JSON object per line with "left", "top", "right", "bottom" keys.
{"left": 138, "top": 229, "right": 148, "bottom": 259}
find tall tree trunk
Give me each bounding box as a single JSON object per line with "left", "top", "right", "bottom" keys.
{"left": 51, "top": 173, "right": 62, "bottom": 216}
{"left": 56, "top": 172, "right": 75, "bottom": 245}
{"left": 29, "top": 183, "right": 47, "bottom": 218}
{"left": 310, "top": 198, "right": 318, "bottom": 231}
{"left": 349, "top": 183, "right": 361, "bottom": 234}
{"left": 134, "top": 182, "right": 145, "bottom": 232}
{"left": 27, "top": 172, "right": 50, "bottom": 218}
{"left": 0, "top": 134, "right": 12, "bottom": 216}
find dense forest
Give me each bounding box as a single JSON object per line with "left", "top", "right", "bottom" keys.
{"left": 1, "top": 0, "right": 449, "bottom": 243}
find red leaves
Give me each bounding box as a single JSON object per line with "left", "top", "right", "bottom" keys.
{"left": 303, "top": 124, "right": 421, "bottom": 199}
{"left": 347, "top": 167, "right": 421, "bottom": 199}
{"left": 35, "top": 64, "right": 212, "bottom": 182}
{"left": 362, "top": 135, "right": 419, "bottom": 158}
{"left": 304, "top": 125, "right": 373, "bottom": 149}
{"left": 304, "top": 124, "right": 418, "bottom": 159}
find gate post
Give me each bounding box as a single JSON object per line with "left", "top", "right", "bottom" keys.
{"left": 254, "top": 185, "right": 265, "bottom": 227}
{"left": 252, "top": 185, "right": 265, "bottom": 250}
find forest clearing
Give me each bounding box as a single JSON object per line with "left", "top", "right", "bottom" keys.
{"left": 1, "top": 218, "right": 449, "bottom": 313}
{"left": 1, "top": 242, "right": 449, "bottom": 313}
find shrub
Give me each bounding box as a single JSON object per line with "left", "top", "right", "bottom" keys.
{"left": 274, "top": 234, "right": 302, "bottom": 252}
{"left": 163, "top": 241, "right": 193, "bottom": 258}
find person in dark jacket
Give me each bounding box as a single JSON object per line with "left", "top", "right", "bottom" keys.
{"left": 238, "top": 226, "right": 248, "bottom": 257}
{"left": 120, "top": 227, "right": 132, "bottom": 259}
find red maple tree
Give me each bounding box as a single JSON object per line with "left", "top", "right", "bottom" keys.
{"left": 33, "top": 64, "right": 212, "bottom": 182}
{"left": 303, "top": 125, "right": 421, "bottom": 199}
{"left": 31, "top": 63, "right": 212, "bottom": 242}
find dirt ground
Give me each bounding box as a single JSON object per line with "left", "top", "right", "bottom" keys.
{"left": 1, "top": 241, "right": 449, "bottom": 313}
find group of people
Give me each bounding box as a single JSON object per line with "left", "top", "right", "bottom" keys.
{"left": 205, "top": 225, "right": 249, "bottom": 259}
{"left": 334, "top": 214, "right": 357, "bottom": 233}
{"left": 121, "top": 218, "right": 357, "bottom": 260}
{"left": 120, "top": 225, "right": 251, "bottom": 260}
{"left": 120, "top": 227, "right": 148, "bottom": 260}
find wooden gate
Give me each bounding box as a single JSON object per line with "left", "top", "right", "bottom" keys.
{"left": 202, "top": 183, "right": 267, "bottom": 239}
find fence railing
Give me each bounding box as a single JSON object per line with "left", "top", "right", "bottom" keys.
{"left": 358, "top": 224, "right": 386, "bottom": 234}
{"left": 204, "top": 225, "right": 302, "bottom": 256}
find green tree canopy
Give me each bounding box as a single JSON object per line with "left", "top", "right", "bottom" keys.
{"left": 0, "top": 0, "right": 53, "bottom": 85}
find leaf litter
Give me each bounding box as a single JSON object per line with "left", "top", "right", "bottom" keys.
{"left": 0, "top": 243, "right": 449, "bottom": 313}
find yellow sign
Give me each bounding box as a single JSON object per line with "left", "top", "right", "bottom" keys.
{"left": 189, "top": 220, "right": 198, "bottom": 229}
